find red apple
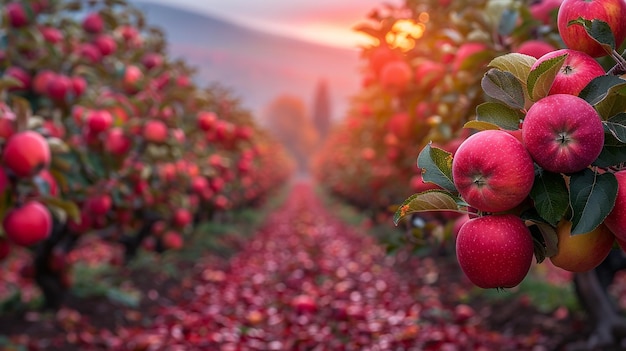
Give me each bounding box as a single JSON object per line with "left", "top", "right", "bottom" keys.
{"left": 86, "top": 109, "right": 113, "bottom": 134}
{"left": 522, "top": 94, "right": 604, "bottom": 173}
{"left": 3, "top": 201, "right": 52, "bottom": 246}
{"left": 456, "top": 214, "right": 534, "bottom": 288}
{"left": 104, "top": 128, "right": 131, "bottom": 155}
{"left": 172, "top": 208, "right": 192, "bottom": 228}
{"left": 78, "top": 43, "right": 102, "bottom": 63}
{"left": 6, "top": 2, "right": 29, "bottom": 28}
{"left": 5, "top": 66, "right": 31, "bottom": 91}
{"left": 143, "top": 120, "right": 168, "bottom": 143}
{"left": 2, "top": 131, "right": 50, "bottom": 177}
{"left": 530, "top": 0, "right": 564, "bottom": 24}
{"left": 93, "top": 34, "right": 117, "bottom": 56}
{"left": 39, "top": 26, "right": 62, "bottom": 44}
{"left": 557, "top": 0, "right": 626, "bottom": 57}
{"left": 379, "top": 60, "right": 412, "bottom": 93}
{"left": 550, "top": 220, "right": 615, "bottom": 272}
{"left": 531, "top": 49, "right": 605, "bottom": 96}
{"left": 163, "top": 231, "right": 183, "bottom": 250}
{"left": 82, "top": 12, "right": 104, "bottom": 33}
{"left": 141, "top": 53, "right": 163, "bottom": 70}
{"left": 71, "top": 76, "right": 87, "bottom": 97}
{"left": 197, "top": 111, "right": 218, "bottom": 131}
{"left": 414, "top": 60, "right": 446, "bottom": 91}
{"left": 452, "top": 42, "right": 488, "bottom": 73}
{"left": 33, "top": 70, "right": 56, "bottom": 95}
{"left": 604, "top": 170, "right": 626, "bottom": 241}
{"left": 46, "top": 74, "right": 72, "bottom": 101}
{"left": 452, "top": 130, "right": 535, "bottom": 213}
{"left": 86, "top": 194, "right": 112, "bottom": 216}
{"left": 514, "top": 40, "right": 557, "bottom": 59}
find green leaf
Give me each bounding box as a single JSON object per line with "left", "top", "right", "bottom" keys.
{"left": 593, "top": 133, "right": 626, "bottom": 167}
{"left": 527, "top": 53, "right": 567, "bottom": 101}
{"left": 463, "top": 120, "right": 501, "bottom": 131}
{"left": 579, "top": 76, "right": 626, "bottom": 105}
{"left": 568, "top": 18, "right": 615, "bottom": 54}
{"left": 393, "top": 190, "right": 462, "bottom": 225}
{"left": 475, "top": 102, "right": 523, "bottom": 130}
{"left": 579, "top": 76, "right": 626, "bottom": 119}
{"left": 522, "top": 208, "right": 559, "bottom": 261}
{"left": 417, "top": 143, "right": 456, "bottom": 193}
{"left": 529, "top": 170, "right": 569, "bottom": 226}
{"left": 481, "top": 69, "right": 526, "bottom": 109}
{"left": 569, "top": 169, "right": 618, "bottom": 235}
{"left": 488, "top": 53, "right": 537, "bottom": 88}
{"left": 41, "top": 197, "right": 81, "bottom": 223}
{"left": 603, "top": 113, "right": 626, "bottom": 143}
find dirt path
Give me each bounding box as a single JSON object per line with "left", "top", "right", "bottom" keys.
{"left": 117, "top": 181, "right": 551, "bottom": 350}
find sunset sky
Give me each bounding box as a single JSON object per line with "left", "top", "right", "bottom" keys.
{"left": 142, "top": 0, "right": 401, "bottom": 49}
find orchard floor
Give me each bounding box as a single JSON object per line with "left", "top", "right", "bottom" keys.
{"left": 0, "top": 180, "right": 608, "bottom": 350}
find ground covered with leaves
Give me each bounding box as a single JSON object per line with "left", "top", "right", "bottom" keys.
{"left": 0, "top": 181, "right": 614, "bottom": 350}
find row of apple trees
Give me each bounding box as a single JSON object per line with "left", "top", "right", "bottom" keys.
{"left": 312, "top": 0, "right": 617, "bottom": 249}
{"left": 0, "top": 0, "right": 294, "bottom": 309}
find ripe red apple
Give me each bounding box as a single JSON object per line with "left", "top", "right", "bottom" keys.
{"left": 2, "top": 131, "right": 50, "bottom": 177}
{"left": 46, "top": 74, "right": 72, "bottom": 101}
{"left": 557, "top": 0, "right": 626, "bottom": 57}
{"left": 33, "top": 70, "right": 56, "bottom": 95}
{"left": 530, "top": 0, "right": 564, "bottom": 24}
{"left": 452, "top": 42, "right": 488, "bottom": 73}
{"left": 604, "top": 170, "right": 626, "bottom": 241}
{"left": 141, "top": 53, "right": 163, "bottom": 70}
{"left": 197, "top": 111, "right": 218, "bottom": 131}
{"left": 379, "top": 60, "right": 412, "bottom": 93}
{"left": 82, "top": 12, "right": 104, "bottom": 33}
{"left": 550, "top": 220, "right": 615, "bottom": 272}
{"left": 5, "top": 66, "right": 31, "bottom": 91}
{"left": 456, "top": 214, "right": 534, "bottom": 289}
{"left": 172, "top": 208, "right": 192, "bottom": 228}
{"left": 122, "top": 65, "right": 143, "bottom": 93}
{"left": 514, "top": 40, "right": 557, "bottom": 59}
{"left": 143, "top": 120, "right": 168, "bottom": 143}
{"left": 386, "top": 112, "right": 412, "bottom": 140}
{"left": 368, "top": 46, "right": 401, "bottom": 75}
{"left": 39, "top": 26, "right": 62, "bottom": 44}
{"left": 78, "top": 43, "right": 102, "bottom": 63}
{"left": 93, "top": 34, "right": 117, "bottom": 56}
{"left": 522, "top": 94, "right": 604, "bottom": 173}
{"left": 0, "top": 117, "right": 15, "bottom": 140}
{"left": 104, "top": 128, "right": 131, "bottom": 155}
{"left": 86, "top": 194, "right": 112, "bottom": 216}
{"left": 3, "top": 201, "right": 52, "bottom": 246}
{"left": 71, "top": 76, "right": 87, "bottom": 97}
{"left": 531, "top": 49, "right": 605, "bottom": 96}
{"left": 86, "top": 109, "right": 113, "bottom": 134}
{"left": 162, "top": 231, "right": 183, "bottom": 250}
{"left": 452, "top": 130, "right": 535, "bottom": 213}
{"left": 414, "top": 60, "right": 446, "bottom": 91}
{"left": 6, "top": 2, "right": 29, "bottom": 28}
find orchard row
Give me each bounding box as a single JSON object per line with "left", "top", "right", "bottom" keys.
{"left": 0, "top": 0, "right": 294, "bottom": 308}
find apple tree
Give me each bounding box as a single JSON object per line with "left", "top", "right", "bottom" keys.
{"left": 0, "top": 0, "right": 294, "bottom": 309}
{"left": 394, "top": 0, "right": 626, "bottom": 346}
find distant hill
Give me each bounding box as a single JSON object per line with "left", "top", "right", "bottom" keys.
{"left": 131, "top": 1, "right": 363, "bottom": 120}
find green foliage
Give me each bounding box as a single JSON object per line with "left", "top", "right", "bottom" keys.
{"left": 568, "top": 169, "right": 618, "bottom": 235}
{"left": 417, "top": 144, "right": 455, "bottom": 193}
{"left": 393, "top": 190, "right": 465, "bottom": 225}
{"left": 529, "top": 170, "right": 570, "bottom": 227}
{"left": 527, "top": 53, "right": 567, "bottom": 101}
{"left": 481, "top": 69, "right": 526, "bottom": 109}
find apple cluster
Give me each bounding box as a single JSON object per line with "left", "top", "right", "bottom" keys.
{"left": 0, "top": 0, "right": 294, "bottom": 308}
{"left": 396, "top": 0, "right": 626, "bottom": 289}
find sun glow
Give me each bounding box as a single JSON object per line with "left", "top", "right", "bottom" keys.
{"left": 386, "top": 14, "right": 429, "bottom": 52}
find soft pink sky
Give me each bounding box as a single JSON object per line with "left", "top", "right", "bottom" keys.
{"left": 143, "top": 0, "right": 401, "bottom": 49}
